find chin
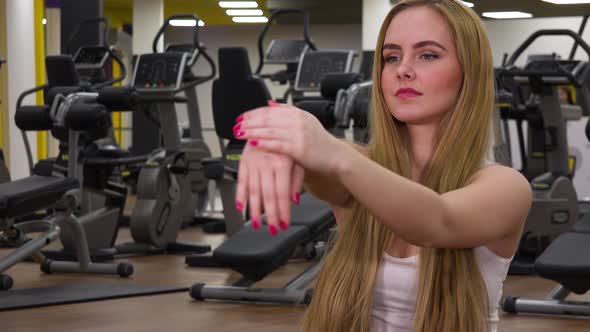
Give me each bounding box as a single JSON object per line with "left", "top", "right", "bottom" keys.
{"left": 390, "top": 110, "right": 446, "bottom": 125}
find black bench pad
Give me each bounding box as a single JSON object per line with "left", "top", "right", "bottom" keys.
{"left": 535, "top": 232, "right": 590, "bottom": 294}
{"left": 0, "top": 176, "right": 78, "bottom": 218}
{"left": 214, "top": 225, "right": 309, "bottom": 281}
{"left": 292, "top": 193, "right": 335, "bottom": 234}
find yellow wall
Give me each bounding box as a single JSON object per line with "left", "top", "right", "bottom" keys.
{"left": 35, "top": 0, "right": 47, "bottom": 160}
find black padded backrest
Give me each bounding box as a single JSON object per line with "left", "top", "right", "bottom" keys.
{"left": 46, "top": 55, "right": 79, "bottom": 87}
{"left": 212, "top": 47, "right": 271, "bottom": 141}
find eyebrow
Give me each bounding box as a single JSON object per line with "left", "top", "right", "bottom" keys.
{"left": 382, "top": 40, "right": 448, "bottom": 52}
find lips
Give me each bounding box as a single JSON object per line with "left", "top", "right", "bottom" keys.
{"left": 395, "top": 88, "right": 423, "bottom": 97}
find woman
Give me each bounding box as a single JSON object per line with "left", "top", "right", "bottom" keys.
{"left": 232, "top": 0, "right": 532, "bottom": 331}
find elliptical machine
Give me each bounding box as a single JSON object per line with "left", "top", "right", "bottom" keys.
{"left": 496, "top": 29, "right": 590, "bottom": 275}
{"left": 118, "top": 14, "right": 216, "bottom": 254}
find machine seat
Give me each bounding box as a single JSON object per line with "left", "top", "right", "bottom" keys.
{"left": 535, "top": 232, "right": 590, "bottom": 294}
{"left": 214, "top": 226, "right": 309, "bottom": 281}
{"left": 97, "top": 145, "right": 131, "bottom": 158}
{"left": 83, "top": 155, "right": 149, "bottom": 166}
{"left": 0, "top": 176, "right": 78, "bottom": 218}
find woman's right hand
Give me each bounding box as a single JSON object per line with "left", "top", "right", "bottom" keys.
{"left": 235, "top": 142, "right": 304, "bottom": 235}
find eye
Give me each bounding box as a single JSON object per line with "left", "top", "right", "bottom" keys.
{"left": 384, "top": 55, "right": 401, "bottom": 63}
{"left": 421, "top": 53, "right": 439, "bottom": 61}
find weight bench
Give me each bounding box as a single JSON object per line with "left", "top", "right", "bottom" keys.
{"left": 0, "top": 175, "right": 133, "bottom": 291}
{"left": 189, "top": 192, "right": 333, "bottom": 304}
{"left": 502, "top": 214, "right": 590, "bottom": 316}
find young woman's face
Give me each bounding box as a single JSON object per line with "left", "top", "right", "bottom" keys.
{"left": 381, "top": 6, "right": 463, "bottom": 125}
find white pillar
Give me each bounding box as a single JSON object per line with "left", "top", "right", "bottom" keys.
{"left": 6, "top": 0, "right": 36, "bottom": 179}
{"left": 133, "top": 0, "right": 163, "bottom": 55}
{"left": 45, "top": 8, "right": 61, "bottom": 157}
{"left": 362, "top": 0, "right": 393, "bottom": 50}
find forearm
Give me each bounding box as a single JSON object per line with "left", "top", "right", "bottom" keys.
{"left": 335, "top": 143, "right": 448, "bottom": 246}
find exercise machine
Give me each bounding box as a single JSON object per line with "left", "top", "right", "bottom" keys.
{"left": 2, "top": 89, "right": 136, "bottom": 290}
{"left": 254, "top": 9, "right": 317, "bottom": 104}
{"left": 497, "top": 29, "right": 589, "bottom": 275}
{"left": 118, "top": 15, "right": 216, "bottom": 254}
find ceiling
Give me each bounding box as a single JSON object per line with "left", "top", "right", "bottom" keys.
{"left": 102, "top": 0, "right": 590, "bottom": 27}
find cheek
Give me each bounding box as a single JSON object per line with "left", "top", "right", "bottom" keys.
{"left": 426, "top": 63, "right": 463, "bottom": 101}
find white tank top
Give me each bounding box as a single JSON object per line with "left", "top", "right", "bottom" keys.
{"left": 371, "top": 246, "right": 512, "bottom": 332}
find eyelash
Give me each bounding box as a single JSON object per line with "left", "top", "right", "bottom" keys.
{"left": 384, "top": 53, "right": 440, "bottom": 63}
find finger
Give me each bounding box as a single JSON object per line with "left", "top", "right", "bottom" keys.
{"left": 234, "top": 127, "right": 292, "bottom": 142}
{"left": 261, "top": 163, "right": 280, "bottom": 236}
{"left": 235, "top": 107, "right": 296, "bottom": 131}
{"left": 248, "top": 163, "right": 263, "bottom": 230}
{"left": 291, "top": 163, "right": 305, "bottom": 206}
{"left": 275, "top": 160, "right": 292, "bottom": 230}
{"left": 247, "top": 139, "right": 300, "bottom": 161}
{"left": 235, "top": 158, "right": 249, "bottom": 215}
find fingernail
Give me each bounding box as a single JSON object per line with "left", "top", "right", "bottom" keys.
{"left": 279, "top": 220, "right": 288, "bottom": 230}
{"left": 252, "top": 218, "right": 260, "bottom": 229}
{"left": 294, "top": 192, "right": 300, "bottom": 205}
{"left": 236, "top": 115, "right": 244, "bottom": 123}
{"left": 233, "top": 123, "right": 241, "bottom": 132}
{"left": 249, "top": 140, "right": 258, "bottom": 147}
{"left": 236, "top": 200, "right": 243, "bottom": 212}
{"left": 268, "top": 100, "right": 279, "bottom": 106}
{"left": 234, "top": 131, "right": 245, "bottom": 138}
{"left": 269, "top": 224, "right": 278, "bottom": 236}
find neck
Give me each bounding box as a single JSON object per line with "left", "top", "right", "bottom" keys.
{"left": 405, "top": 123, "right": 438, "bottom": 180}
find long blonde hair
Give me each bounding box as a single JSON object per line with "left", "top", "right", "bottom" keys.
{"left": 302, "top": 1, "right": 496, "bottom": 331}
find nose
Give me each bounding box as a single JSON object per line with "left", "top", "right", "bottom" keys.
{"left": 396, "top": 60, "right": 416, "bottom": 81}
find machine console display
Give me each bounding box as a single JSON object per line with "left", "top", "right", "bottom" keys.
{"left": 519, "top": 59, "right": 587, "bottom": 85}
{"left": 295, "top": 50, "right": 355, "bottom": 91}
{"left": 73, "top": 46, "right": 109, "bottom": 69}
{"left": 265, "top": 40, "right": 308, "bottom": 64}
{"left": 133, "top": 52, "right": 187, "bottom": 91}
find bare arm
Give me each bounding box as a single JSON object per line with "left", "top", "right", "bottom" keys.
{"left": 303, "top": 140, "right": 367, "bottom": 209}
{"left": 334, "top": 143, "right": 532, "bottom": 248}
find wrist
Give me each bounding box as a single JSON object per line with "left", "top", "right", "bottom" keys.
{"left": 329, "top": 138, "right": 356, "bottom": 180}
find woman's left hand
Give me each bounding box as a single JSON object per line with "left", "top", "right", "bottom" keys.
{"left": 233, "top": 102, "right": 346, "bottom": 175}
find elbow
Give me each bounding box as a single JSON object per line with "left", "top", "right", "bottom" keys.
{"left": 420, "top": 199, "right": 453, "bottom": 248}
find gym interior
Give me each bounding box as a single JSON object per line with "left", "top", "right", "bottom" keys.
{"left": 1, "top": 0, "right": 590, "bottom": 331}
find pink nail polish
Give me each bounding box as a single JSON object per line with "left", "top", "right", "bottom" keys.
{"left": 234, "top": 131, "right": 245, "bottom": 138}
{"left": 233, "top": 123, "right": 241, "bottom": 132}
{"left": 294, "top": 192, "right": 300, "bottom": 205}
{"left": 269, "top": 224, "right": 278, "bottom": 236}
{"left": 268, "top": 100, "right": 279, "bottom": 106}
{"left": 252, "top": 218, "right": 260, "bottom": 229}
{"left": 249, "top": 140, "right": 258, "bottom": 146}
{"left": 236, "top": 115, "right": 244, "bottom": 123}
{"left": 279, "top": 220, "right": 288, "bottom": 230}
{"left": 236, "top": 200, "right": 243, "bottom": 212}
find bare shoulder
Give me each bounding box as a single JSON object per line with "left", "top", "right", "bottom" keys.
{"left": 470, "top": 163, "right": 530, "bottom": 190}
{"left": 468, "top": 164, "right": 532, "bottom": 257}
{"left": 468, "top": 164, "right": 532, "bottom": 211}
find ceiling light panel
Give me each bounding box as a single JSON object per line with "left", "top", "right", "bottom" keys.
{"left": 482, "top": 11, "right": 533, "bottom": 19}
{"left": 219, "top": 1, "right": 258, "bottom": 8}
{"left": 226, "top": 9, "right": 264, "bottom": 16}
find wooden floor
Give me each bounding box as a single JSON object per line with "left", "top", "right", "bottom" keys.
{"left": 1, "top": 226, "right": 590, "bottom": 332}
